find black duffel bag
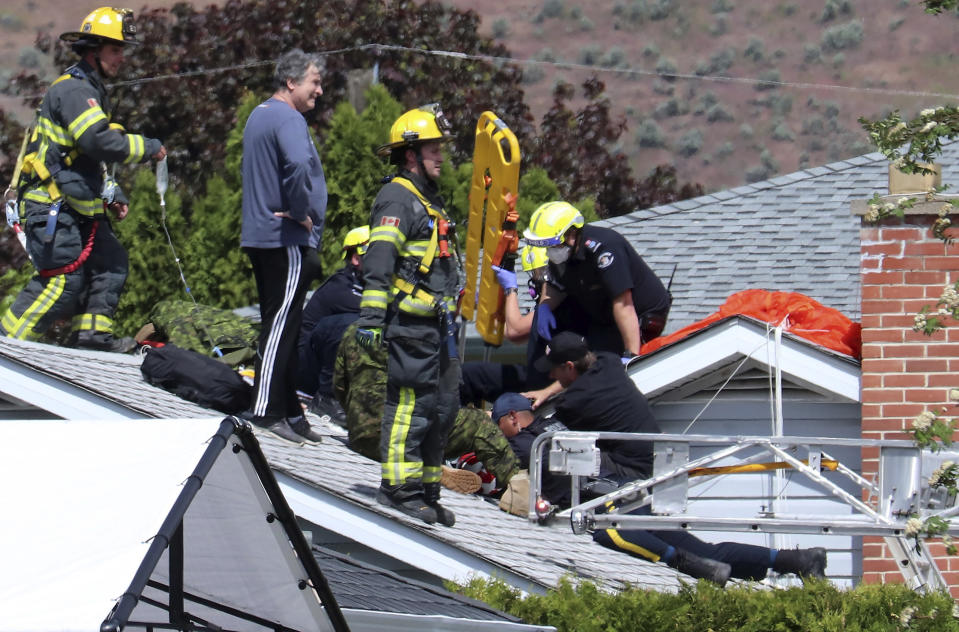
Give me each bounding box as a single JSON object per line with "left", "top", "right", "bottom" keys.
{"left": 140, "top": 343, "right": 251, "bottom": 414}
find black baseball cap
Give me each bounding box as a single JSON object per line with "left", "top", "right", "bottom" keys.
{"left": 534, "top": 331, "right": 589, "bottom": 372}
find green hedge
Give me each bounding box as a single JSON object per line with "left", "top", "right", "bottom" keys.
{"left": 453, "top": 577, "right": 959, "bottom": 631}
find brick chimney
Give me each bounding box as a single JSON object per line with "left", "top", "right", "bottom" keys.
{"left": 855, "top": 164, "right": 959, "bottom": 594}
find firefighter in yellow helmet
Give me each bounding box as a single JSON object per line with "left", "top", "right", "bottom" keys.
{"left": 298, "top": 225, "right": 370, "bottom": 424}
{"left": 354, "top": 104, "right": 462, "bottom": 526}
{"left": 1, "top": 7, "right": 166, "bottom": 351}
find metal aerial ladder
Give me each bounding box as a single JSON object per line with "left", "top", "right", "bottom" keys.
{"left": 527, "top": 431, "right": 959, "bottom": 592}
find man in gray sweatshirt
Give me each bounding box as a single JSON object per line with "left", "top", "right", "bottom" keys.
{"left": 240, "top": 49, "right": 327, "bottom": 444}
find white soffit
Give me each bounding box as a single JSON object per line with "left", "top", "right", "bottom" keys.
{"left": 630, "top": 317, "right": 860, "bottom": 403}
{"left": 0, "top": 355, "right": 139, "bottom": 419}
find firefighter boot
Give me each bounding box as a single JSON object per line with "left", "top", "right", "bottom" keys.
{"left": 424, "top": 482, "right": 455, "bottom": 527}
{"left": 376, "top": 482, "right": 437, "bottom": 525}
{"left": 668, "top": 549, "right": 731, "bottom": 587}
{"left": 773, "top": 547, "right": 827, "bottom": 580}
{"left": 75, "top": 330, "right": 137, "bottom": 353}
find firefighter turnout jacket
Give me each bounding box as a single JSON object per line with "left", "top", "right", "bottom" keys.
{"left": 18, "top": 59, "right": 161, "bottom": 217}
{"left": 356, "top": 171, "right": 460, "bottom": 329}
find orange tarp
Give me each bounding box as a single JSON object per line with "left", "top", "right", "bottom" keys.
{"left": 639, "top": 289, "right": 862, "bottom": 360}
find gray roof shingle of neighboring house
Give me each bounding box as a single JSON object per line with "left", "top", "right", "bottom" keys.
{"left": 313, "top": 545, "right": 526, "bottom": 621}
{"left": 593, "top": 144, "right": 959, "bottom": 333}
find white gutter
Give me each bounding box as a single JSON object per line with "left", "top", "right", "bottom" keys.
{"left": 276, "top": 473, "right": 549, "bottom": 595}
{"left": 343, "top": 609, "right": 555, "bottom": 632}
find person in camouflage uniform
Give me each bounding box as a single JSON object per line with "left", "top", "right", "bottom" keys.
{"left": 334, "top": 322, "right": 519, "bottom": 489}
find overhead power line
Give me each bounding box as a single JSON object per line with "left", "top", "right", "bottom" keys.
{"left": 2, "top": 42, "right": 958, "bottom": 105}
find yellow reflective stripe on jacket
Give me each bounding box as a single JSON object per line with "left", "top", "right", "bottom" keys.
{"left": 360, "top": 289, "right": 389, "bottom": 311}
{"left": 36, "top": 117, "right": 71, "bottom": 146}
{"left": 67, "top": 105, "right": 107, "bottom": 141}
{"left": 124, "top": 134, "right": 145, "bottom": 164}
{"left": 73, "top": 313, "right": 114, "bottom": 333}
{"left": 23, "top": 190, "right": 53, "bottom": 204}
{"left": 64, "top": 194, "right": 102, "bottom": 217}
{"left": 370, "top": 224, "right": 404, "bottom": 249}
{"left": 400, "top": 239, "right": 430, "bottom": 258}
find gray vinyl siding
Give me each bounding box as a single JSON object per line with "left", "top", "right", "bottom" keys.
{"left": 651, "top": 386, "right": 862, "bottom": 586}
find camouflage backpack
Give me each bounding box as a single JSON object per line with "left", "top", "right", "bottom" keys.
{"left": 146, "top": 300, "right": 260, "bottom": 367}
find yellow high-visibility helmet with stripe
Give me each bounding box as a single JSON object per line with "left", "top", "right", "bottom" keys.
{"left": 377, "top": 103, "right": 453, "bottom": 157}
{"left": 520, "top": 245, "right": 548, "bottom": 272}
{"left": 523, "top": 201, "right": 584, "bottom": 248}
{"left": 341, "top": 225, "right": 370, "bottom": 259}
{"left": 60, "top": 7, "right": 139, "bottom": 46}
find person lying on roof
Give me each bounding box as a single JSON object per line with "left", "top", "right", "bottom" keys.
{"left": 498, "top": 331, "right": 827, "bottom": 587}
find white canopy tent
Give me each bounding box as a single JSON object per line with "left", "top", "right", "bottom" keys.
{"left": 0, "top": 417, "right": 348, "bottom": 632}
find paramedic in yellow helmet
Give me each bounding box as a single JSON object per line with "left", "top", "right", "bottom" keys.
{"left": 354, "top": 104, "right": 462, "bottom": 526}
{"left": 298, "top": 225, "right": 370, "bottom": 424}
{"left": 524, "top": 201, "right": 671, "bottom": 361}
{"left": 0, "top": 7, "right": 166, "bottom": 352}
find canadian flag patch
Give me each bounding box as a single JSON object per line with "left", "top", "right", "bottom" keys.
{"left": 87, "top": 98, "right": 99, "bottom": 109}
{"left": 379, "top": 216, "right": 400, "bottom": 227}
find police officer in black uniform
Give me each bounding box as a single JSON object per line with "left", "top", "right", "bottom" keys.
{"left": 1, "top": 7, "right": 165, "bottom": 351}
{"left": 524, "top": 201, "right": 671, "bottom": 358}
{"left": 354, "top": 104, "right": 462, "bottom": 526}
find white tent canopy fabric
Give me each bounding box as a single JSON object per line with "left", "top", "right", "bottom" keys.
{"left": 0, "top": 417, "right": 344, "bottom": 632}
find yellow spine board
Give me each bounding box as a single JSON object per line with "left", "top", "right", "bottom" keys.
{"left": 462, "top": 112, "right": 520, "bottom": 346}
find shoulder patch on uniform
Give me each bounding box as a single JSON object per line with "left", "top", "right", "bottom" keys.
{"left": 597, "top": 251, "right": 615, "bottom": 269}
{"left": 379, "top": 216, "right": 400, "bottom": 227}
{"left": 87, "top": 98, "right": 99, "bottom": 109}
{"left": 584, "top": 239, "right": 601, "bottom": 252}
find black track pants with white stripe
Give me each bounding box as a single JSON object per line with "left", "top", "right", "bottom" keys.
{"left": 245, "top": 245, "right": 321, "bottom": 421}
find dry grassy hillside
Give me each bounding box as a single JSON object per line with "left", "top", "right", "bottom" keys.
{"left": 450, "top": 0, "right": 959, "bottom": 192}
{"left": 4, "top": 0, "right": 959, "bottom": 194}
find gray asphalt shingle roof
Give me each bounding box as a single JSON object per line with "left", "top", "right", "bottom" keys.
{"left": 0, "top": 336, "right": 682, "bottom": 597}
{"left": 596, "top": 144, "right": 959, "bottom": 333}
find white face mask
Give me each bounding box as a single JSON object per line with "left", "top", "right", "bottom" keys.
{"left": 547, "top": 245, "right": 570, "bottom": 264}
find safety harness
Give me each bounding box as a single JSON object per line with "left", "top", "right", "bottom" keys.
{"left": 388, "top": 176, "right": 459, "bottom": 358}
{"left": 10, "top": 66, "right": 101, "bottom": 276}
{"left": 388, "top": 176, "right": 455, "bottom": 311}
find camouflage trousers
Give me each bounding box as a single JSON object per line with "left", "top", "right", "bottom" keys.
{"left": 336, "top": 323, "right": 518, "bottom": 488}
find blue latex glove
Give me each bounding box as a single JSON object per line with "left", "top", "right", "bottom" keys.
{"left": 491, "top": 265, "right": 517, "bottom": 290}
{"left": 355, "top": 327, "right": 383, "bottom": 350}
{"left": 535, "top": 302, "right": 556, "bottom": 340}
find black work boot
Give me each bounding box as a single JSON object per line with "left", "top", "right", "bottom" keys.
{"left": 668, "top": 549, "right": 731, "bottom": 587}
{"left": 424, "top": 482, "right": 455, "bottom": 527}
{"left": 287, "top": 415, "right": 323, "bottom": 444}
{"left": 376, "top": 482, "right": 437, "bottom": 525}
{"left": 773, "top": 547, "right": 827, "bottom": 580}
{"left": 308, "top": 393, "right": 347, "bottom": 427}
{"left": 74, "top": 331, "right": 136, "bottom": 353}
